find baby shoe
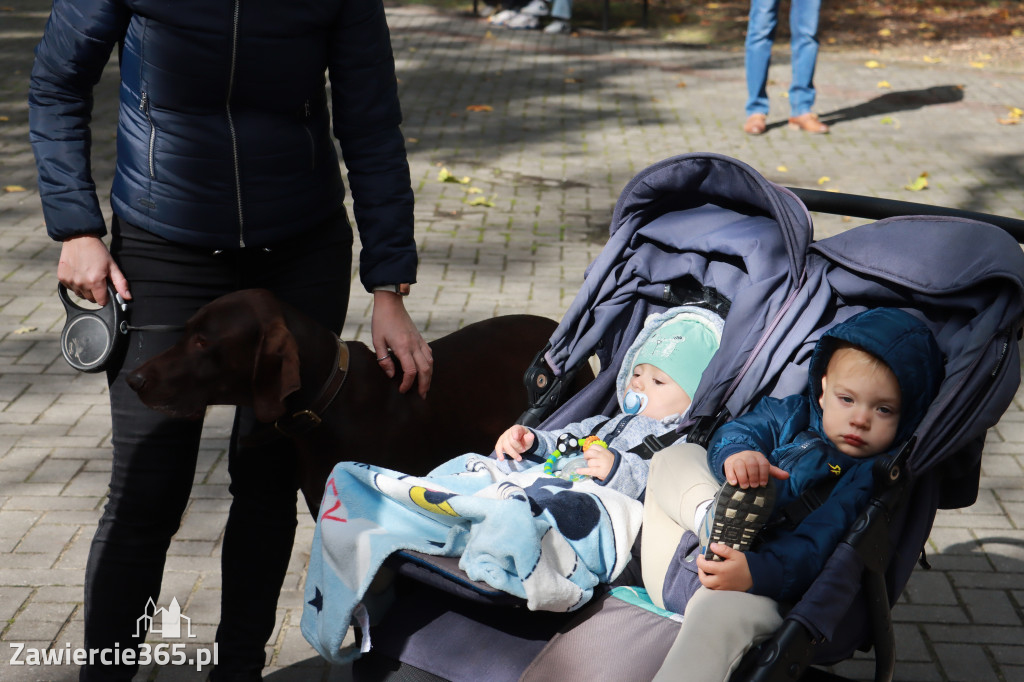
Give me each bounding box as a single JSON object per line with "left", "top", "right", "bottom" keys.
{"left": 698, "top": 479, "right": 776, "bottom": 561}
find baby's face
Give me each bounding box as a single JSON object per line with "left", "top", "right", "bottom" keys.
{"left": 818, "top": 348, "right": 901, "bottom": 458}
{"left": 628, "top": 363, "right": 692, "bottom": 420}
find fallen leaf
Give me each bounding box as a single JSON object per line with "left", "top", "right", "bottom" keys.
{"left": 484, "top": 30, "right": 494, "bottom": 38}
{"left": 668, "top": 12, "right": 686, "bottom": 23}
{"left": 997, "top": 106, "right": 1022, "bottom": 125}
{"left": 564, "top": 78, "right": 583, "bottom": 84}
{"left": 464, "top": 195, "right": 496, "bottom": 207}
{"left": 877, "top": 28, "right": 892, "bottom": 37}
{"left": 406, "top": 137, "right": 419, "bottom": 144}
{"left": 922, "top": 55, "right": 941, "bottom": 63}
{"left": 438, "top": 168, "right": 470, "bottom": 184}
{"left": 776, "top": 165, "right": 788, "bottom": 173}
{"left": 465, "top": 187, "right": 484, "bottom": 194}
{"left": 4, "top": 185, "right": 26, "bottom": 192}
{"left": 877, "top": 80, "right": 891, "bottom": 89}
{"left": 904, "top": 172, "right": 929, "bottom": 192}
{"left": 13, "top": 326, "right": 36, "bottom": 334}
{"left": 880, "top": 116, "right": 894, "bottom": 125}
{"left": 0, "top": 115, "right": 8, "bottom": 121}
{"left": 970, "top": 61, "right": 987, "bottom": 69}
{"left": 465, "top": 104, "right": 493, "bottom": 112}
{"left": 676, "top": 81, "right": 687, "bottom": 88}
{"left": 817, "top": 176, "right": 830, "bottom": 185}
{"left": 865, "top": 60, "right": 883, "bottom": 69}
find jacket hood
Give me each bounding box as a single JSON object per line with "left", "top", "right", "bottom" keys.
{"left": 808, "top": 308, "right": 945, "bottom": 449}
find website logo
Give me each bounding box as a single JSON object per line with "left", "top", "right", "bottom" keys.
{"left": 135, "top": 597, "right": 196, "bottom": 639}
{"left": 9, "top": 596, "right": 217, "bottom": 671}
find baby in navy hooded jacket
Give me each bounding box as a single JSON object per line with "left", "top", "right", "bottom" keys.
{"left": 694, "top": 307, "right": 944, "bottom": 604}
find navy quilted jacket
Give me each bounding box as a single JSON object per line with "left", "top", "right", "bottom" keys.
{"left": 29, "top": 0, "right": 416, "bottom": 290}
{"left": 707, "top": 308, "right": 944, "bottom": 602}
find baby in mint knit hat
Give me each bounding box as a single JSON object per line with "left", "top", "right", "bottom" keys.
{"left": 496, "top": 306, "right": 724, "bottom": 499}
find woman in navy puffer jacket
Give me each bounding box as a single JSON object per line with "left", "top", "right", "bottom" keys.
{"left": 29, "top": 1, "right": 432, "bottom": 679}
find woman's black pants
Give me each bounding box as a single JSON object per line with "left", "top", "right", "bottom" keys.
{"left": 80, "top": 214, "right": 352, "bottom": 681}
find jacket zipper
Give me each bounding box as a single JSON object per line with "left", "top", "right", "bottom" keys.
{"left": 226, "top": 0, "right": 244, "bottom": 247}
{"left": 140, "top": 92, "right": 155, "bottom": 179}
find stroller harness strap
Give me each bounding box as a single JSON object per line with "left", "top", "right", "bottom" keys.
{"left": 768, "top": 474, "right": 842, "bottom": 533}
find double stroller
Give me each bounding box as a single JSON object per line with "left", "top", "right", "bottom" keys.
{"left": 310, "top": 153, "right": 1024, "bottom": 681}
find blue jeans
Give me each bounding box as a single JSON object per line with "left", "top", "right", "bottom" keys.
{"left": 744, "top": 0, "right": 821, "bottom": 117}
{"left": 551, "top": 0, "right": 571, "bottom": 20}
{"left": 80, "top": 214, "right": 352, "bottom": 681}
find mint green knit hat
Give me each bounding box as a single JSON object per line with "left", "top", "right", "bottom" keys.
{"left": 630, "top": 310, "right": 722, "bottom": 399}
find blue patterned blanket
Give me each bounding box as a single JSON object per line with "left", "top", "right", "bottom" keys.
{"left": 301, "top": 454, "right": 642, "bottom": 664}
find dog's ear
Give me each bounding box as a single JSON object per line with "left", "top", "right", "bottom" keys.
{"left": 252, "top": 320, "right": 301, "bottom": 422}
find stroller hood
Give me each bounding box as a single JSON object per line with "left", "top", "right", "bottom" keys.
{"left": 539, "top": 153, "right": 812, "bottom": 432}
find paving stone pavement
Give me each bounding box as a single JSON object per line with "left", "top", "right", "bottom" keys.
{"left": 1, "top": 2, "right": 1023, "bottom": 681}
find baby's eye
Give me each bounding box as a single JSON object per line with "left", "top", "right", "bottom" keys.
{"left": 877, "top": 406, "right": 893, "bottom": 415}
{"left": 652, "top": 378, "right": 664, "bottom": 386}
{"left": 839, "top": 395, "right": 854, "bottom": 404}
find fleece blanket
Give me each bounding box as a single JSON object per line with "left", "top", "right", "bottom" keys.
{"left": 301, "top": 453, "right": 643, "bottom": 664}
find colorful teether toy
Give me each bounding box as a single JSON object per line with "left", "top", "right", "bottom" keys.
{"left": 544, "top": 433, "right": 607, "bottom": 481}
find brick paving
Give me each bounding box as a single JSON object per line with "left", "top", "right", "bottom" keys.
{"left": 1, "top": 2, "right": 1022, "bottom": 681}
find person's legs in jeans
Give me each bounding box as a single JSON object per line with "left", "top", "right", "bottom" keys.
{"left": 213, "top": 213, "right": 353, "bottom": 679}
{"left": 787, "top": 0, "right": 821, "bottom": 116}
{"left": 550, "top": 0, "right": 571, "bottom": 20}
{"left": 744, "top": 0, "right": 780, "bottom": 117}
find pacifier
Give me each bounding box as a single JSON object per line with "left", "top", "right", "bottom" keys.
{"left": 622, "top": 389, "right": 648, "bottom": 415}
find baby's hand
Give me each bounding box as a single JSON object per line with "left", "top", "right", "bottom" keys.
{"left": 495, "top": 425, "right": 534, "bottom": 462}
{"left": 723, "top": 450, "right": 790, "bottom": 488}
{"left": 574, "top": 444, "right": 614, "bottom": 480}
{"left": 696, "top": 544, "right": 753, "bottom": 592}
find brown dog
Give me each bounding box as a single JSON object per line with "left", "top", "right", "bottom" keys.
{"left": 126, "top": 289, "right": 592, "bottom": 515}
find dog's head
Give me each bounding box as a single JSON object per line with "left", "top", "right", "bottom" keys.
{"left": 127, "top": 289, "right": 301, "bottom": 422}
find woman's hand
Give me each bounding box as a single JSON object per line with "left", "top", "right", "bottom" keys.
{"left": 58, "top": 235, "right": 130, "bottom": 306}
{"left": 371, "top": 291, "right": 433, "bottom": 398}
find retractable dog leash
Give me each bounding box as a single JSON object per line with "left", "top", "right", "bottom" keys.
{"left": 58, "top": 283, "right": 183, "bottom": 373}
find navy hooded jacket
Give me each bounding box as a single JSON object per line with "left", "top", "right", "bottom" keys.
{"left": 29, "top": 0, "right": 416, "bottom": 291}
{"left": 706, "top": 308, "right": 944, "bottom": 602}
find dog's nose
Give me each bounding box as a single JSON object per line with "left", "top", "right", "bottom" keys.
{"left": 126, "top": 372, "right": 146, "bottom": 392}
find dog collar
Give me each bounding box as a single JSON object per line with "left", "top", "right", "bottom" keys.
{"left": 275, "top": 338, "right": 349, "bottom": 436}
